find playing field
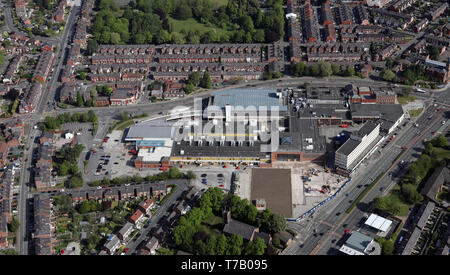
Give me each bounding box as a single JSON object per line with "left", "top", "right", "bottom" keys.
{"left": 168, "top": 17, "right": 229, "bottom": 37}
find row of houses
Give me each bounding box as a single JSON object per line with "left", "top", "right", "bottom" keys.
{"left": 34, "top": 138, "right": 56, "bottom": 191}
{"left": 302, "top": 0, "right": 317, "bottom": 43}
{"left": 33, "top": 194, "right": 54, "bottom": 255}
{"left": 0, "top": 167, "right": 15, "bottom": 249}
{"left": 69, "top": 182, "right": 171, "bottom": 203}
{"left": 427, "top": 2, "right": 448, "bottom": 21}
{"left": 389, "top": 0, "right": 416, "bottom": 13}
{"left": 0, "top": 119, "right": 24, "bottom": 168}
{"left": 2, "top": 56, "right": 22, "bottom": 85}
{"left": 32, "top": 49, "right": 55, "bottom": 83}
{"left": 52, "top": 0, "right": 71, "bottom": 23}
{"left": 18, "top": 81, "right": 42, "bottom": 114}
{"left": 14, "top": 0, "right": 32, "bottom": 27}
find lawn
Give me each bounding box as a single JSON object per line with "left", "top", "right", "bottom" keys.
{"left": 204, "top": 215, "right": 223, "bottom": 226}
{"left": 382, "top": 185, "right": 411, "bottom": 217}
{"left": 211, "top": 0, "right": 228, "bottom": 8}
{"left": 398, "top": 94, "right": 417, "bottom": 105}
{"left": 116, "top": 120, "right": 135, "bottom": 131}
{"left": 168, "top": 16, "right": 229, "bottom": 37}
{"left": 437, "top": 190, "right": 449, "bottom": 202}
{"left": 408, "top": 108, "right": 423, "bottom": 118}
{"left": 198, "top": 224, "right": 222, "bottom": 239}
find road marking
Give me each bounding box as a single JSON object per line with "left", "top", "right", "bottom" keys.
{"left": 320, "top": 220, "right": 334, "bottom": 228}
{"left": 331, "top": 231, "right": 343, "bottom": 238}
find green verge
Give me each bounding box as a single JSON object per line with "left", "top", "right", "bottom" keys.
{"left": 346, "top": 148, "right": 407, "bottom": 214}
{"left": 346, "top": 172, "right": 384, "bottom": 214}
{"left": 116, "top": 120, "right": 134, "bottom": 131}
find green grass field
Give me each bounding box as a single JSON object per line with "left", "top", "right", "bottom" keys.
{"left": 168, "top": 16, "right": 229, "bottom": 37}
{"left": 398, "top": 94, "right": 417, "bottom": 105}
{"left": 408, "top": 108, "right": 423, "bottom": 118}
{"left": 211, "top": 0, "right": 229, "bottom": 8}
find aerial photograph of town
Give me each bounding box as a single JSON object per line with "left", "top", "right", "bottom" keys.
{"left": 0, "top": 0, "right": 449, "bottom": 260}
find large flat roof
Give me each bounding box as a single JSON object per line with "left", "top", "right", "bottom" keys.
{"left": 211, "top": 89, "right": 287, "bottom": 110}
{"left": 126, "top": 119, "right": 176, "bottom": 140}
{"left": 344, "top": 231, "right": 373, "bottom": 253}
{"left": 364, "top": 213, "right": 392, "bottom": 232}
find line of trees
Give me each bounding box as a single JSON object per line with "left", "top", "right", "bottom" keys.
{"left": 43, "top": 111, "right": 98, "bottom": 131}
{"left": 374, "top": 135, "right": 449, "bottom": 215}
{"left": 292, "top": 61, "right": 358, "bottom": 78}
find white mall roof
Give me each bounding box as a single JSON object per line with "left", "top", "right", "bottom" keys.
{"left": 365, "top": 213, "right": 392, "bottom": 232}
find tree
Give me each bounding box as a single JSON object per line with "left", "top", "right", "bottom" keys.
{"left": 134, "top": 173, "right": 143, "bottom": 183}
{"left": 188, "top": 71, "right": 201, "bottom": 86}
{"left": 254, "top": 29, "right": 265, "bottom": 43}
{"left": 380, "top": 69, "right": 395, "bottom": 81}
{"left": 59, "top": 160, "right": 71, "bottom": 176}
{"left": 272, "top": 235, "right": 281, "bottom": 247}
{"left": 243, "top": 237, "right": 266, "bottom": 255}
{"left": 86, "top": 39, "right": 98, "bottom": 55}
{"left": 69, "top": 174, "right": 83, "bottom": 189}
{"left": 427, "top": 45, "right": 440, "bottom": 60}
{"left": 200, "top": 71, "right": 212, "bottom": 89}
{"left": 331, "top": 63, "right": 341, "bottom": 75}
{"left": 175, "top": 4, "right": 192, "bottom": 20}
{"left": 310, "top": 63, "right": 320, "bottom": 76}
{"left": 434, "top": 135, "right": 447, "bottom": 148}
{"left": 401, "top": 184, "right": 423, "bottom": 204}
{"left": 385, "top": 58, "right": 393, "bottom": 69}
{"left": 216, "top": 234, "right": 227, "bottom": 255}
{"left": 110, "top": 32, "right": 121, "bottom": 44}
{"left": 226, "top": 234, "right": 243, "bottom": 255}
{"left": 379, "top": 239, "right": 394, "bottom": 255}
{"left": 344, "top": 65, "right": 355, "bottom": 77}
{"left": 79, "top": 200, "right": 91, "bottom": 214}
{"left": 293, "top": 62, "right": 307, "bottom": 77}
{"left": 319, "top": 62, "right": 332, "bottom": 77}
{"left": 8, "top": 217, "right": 20, "bottom": 233}
{"left": 186, "top": 170, "right": 197, "bottom": 180}
{"left": 205, "top": 236, "right": 217, "bottom": 255}
{"left": 76, "top": 91, "right": 84, "bottom": 107}
{"left": 266, "top": 213, "right": 286, "bottom": 233}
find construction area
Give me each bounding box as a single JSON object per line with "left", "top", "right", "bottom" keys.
{"left": 233, "top": 161, "right": 349, "bottom": 219}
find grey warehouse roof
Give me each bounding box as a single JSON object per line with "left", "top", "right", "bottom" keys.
{"left": 126, "top": 119, "right": 176, "bottom": 140}
{"left": 211, "top": 89, "right": 287, "bottom": 110}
